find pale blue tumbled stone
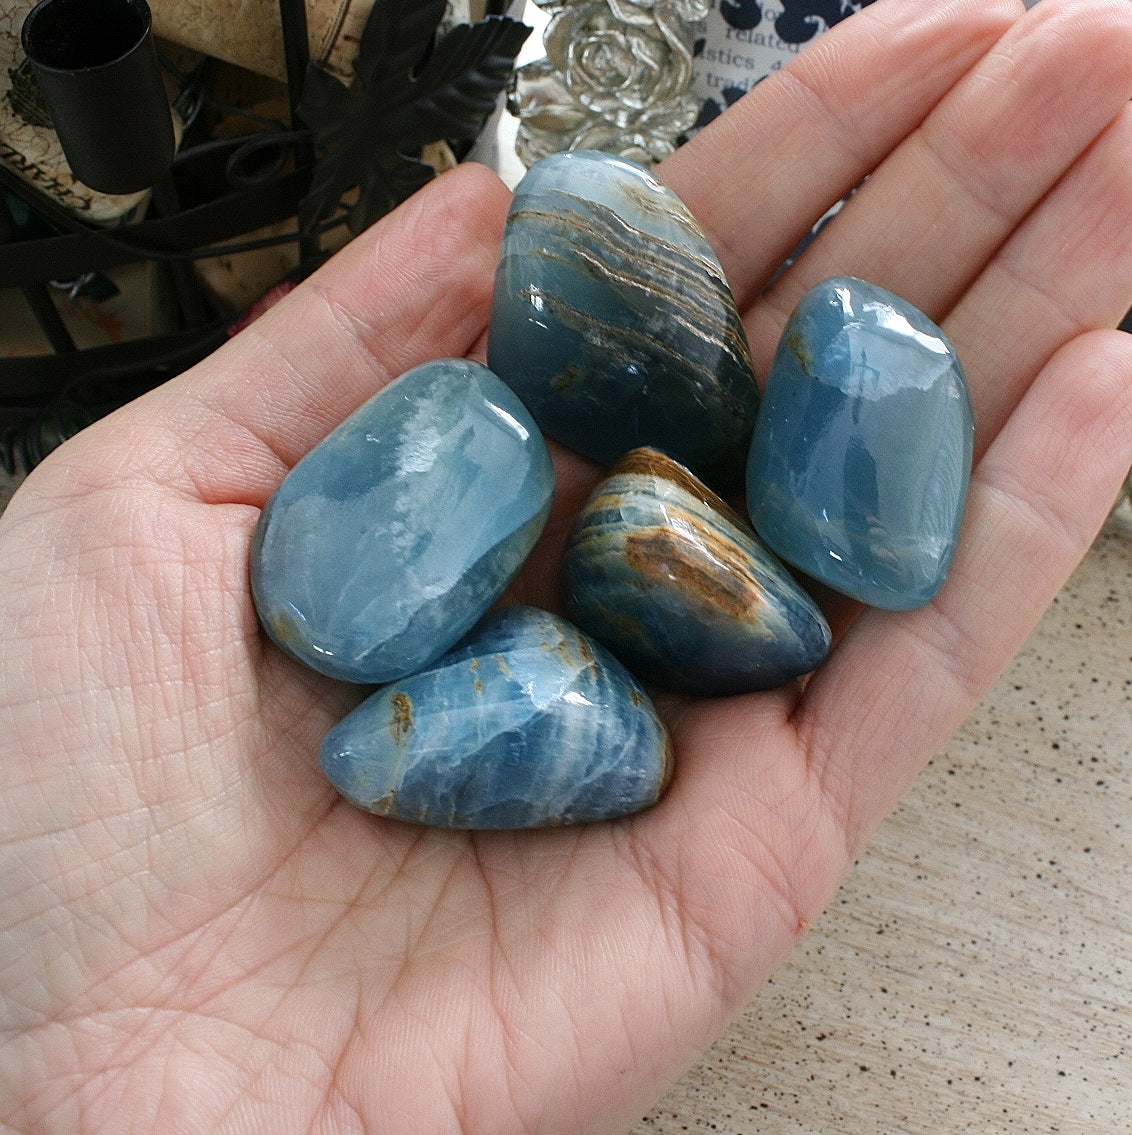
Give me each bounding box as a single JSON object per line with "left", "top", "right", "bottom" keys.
{"left": 487, "top": 149, "right": 759, "bottom": 490}
{"left": 319, "top": 606, "right": 673, "bottom": 828}
{"left": 251, "top": 360, "right": 555, "bottom": 683}
{"left": 746, "top": 277, "right": 973, "bottom": 610}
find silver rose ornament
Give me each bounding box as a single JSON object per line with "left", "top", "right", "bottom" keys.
{"left": 509, "top": 0, "right": 708, "bottom": 166}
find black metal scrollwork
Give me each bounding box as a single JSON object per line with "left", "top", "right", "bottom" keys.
{"left": 299, "top": 0, "right": 530, "bottom": 234}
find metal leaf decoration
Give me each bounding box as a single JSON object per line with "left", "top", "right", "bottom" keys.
{"left": 299, "top": 0, "right": 531, "bottom": 234}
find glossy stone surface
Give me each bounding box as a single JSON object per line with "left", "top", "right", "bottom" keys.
{"left": 563, "top": 448, "right": 831, "bottom": 695}
{"left": 319, "top": 606, "right": 673, "bottom": 828}
{"left": 746, "top": 277, "right": 973, "bottom": 610}
{"left": 487, "top": 149, "right": 759, "bottom": 489}
{"left": 251, "top": 360, "right": 555, "bottom": 684}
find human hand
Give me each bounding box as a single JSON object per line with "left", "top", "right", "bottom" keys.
{"left": 3, "top": 1, "right": 1131, "bottom": 1131}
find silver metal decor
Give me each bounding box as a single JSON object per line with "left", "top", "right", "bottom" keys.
{"left": 508, "top": 0, "right": 708, "bottom": 167}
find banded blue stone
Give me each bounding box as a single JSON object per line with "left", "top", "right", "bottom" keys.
{"left": 319, "top": 606, "right": 673, "bottom": 828}
{"left": 487, "top": 149, "right": 759, "bottom": 490}
{"left": 746, "top": 277, "right": 974, "bottom": 610}
{"left": 251, "top": 359, "right": 555, "bottom": 683}
{"left": 563, "top": 448, "right": 831, "bottom": 696}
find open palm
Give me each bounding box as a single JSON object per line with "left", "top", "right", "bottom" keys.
{"left": 3, "top": 2, "right": 1132, "bottom": 1132}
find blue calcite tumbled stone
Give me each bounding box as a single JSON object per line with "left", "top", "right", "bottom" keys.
{"left": 563, "top": 448, "right": 831, "bottom": 696}
{"left": 251, "top": 360, "right": 555, "bottom": 683}
{"left": 746, "top": 277, "right": 974, "bottom": 610}
{"left": 319, "top": 606, "right": 673, "bottom": 828}
{"left": 487, "top": 149, "right": 759, "bottom": 490}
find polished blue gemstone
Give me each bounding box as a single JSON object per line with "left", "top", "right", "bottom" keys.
{"left": 319, "top": 606, "right": 673, "bottom": 828}
{"left": 746, "top": 277, "right": 973, "bottom": 610}
{"left": 563, "top": 448, "right": 831, "bottom": 696}
{"left": 251, "top": 360, "right": 555, "bottom": 683}
{"left": 487, "top": 149, "right": 759, "bottom": 490}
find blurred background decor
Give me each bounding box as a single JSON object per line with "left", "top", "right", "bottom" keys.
{"left": 1, "top": 0, "right": 529, "bottom": 473}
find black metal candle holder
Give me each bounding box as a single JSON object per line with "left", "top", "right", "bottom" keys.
{"left": 21, "top": 0, "right": 175, "bottom": 195}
